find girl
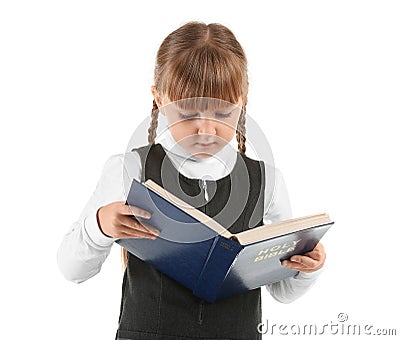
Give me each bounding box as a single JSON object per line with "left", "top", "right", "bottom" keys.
{"left": 57, "top": 21, "right": 326, "bottom": 340}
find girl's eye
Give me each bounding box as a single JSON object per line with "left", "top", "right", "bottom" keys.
{"left": 215, "top": 112, "right": 232, "bottom": 118}
{"left": 178, "top": 112, "right": 232, "bottom": 119}
{"left": 179, "top": 113, "right": 198, "bottom": 119}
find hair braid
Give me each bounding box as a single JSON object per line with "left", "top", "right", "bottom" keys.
{"left": 236, "top": 104, "right": 247, "bottom": 155}
{"left": 122, "top": 101, "right": 160, "bottom": 271}
{"left": 121, "top": 248, "right": 128, "bottom": 271}
{"left": 147, "top": 99, "right": 159, "bottom": 144}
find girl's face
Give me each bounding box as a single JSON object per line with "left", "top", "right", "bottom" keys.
{"left": 153, "top": 89, "right": 242, "bottom": 158}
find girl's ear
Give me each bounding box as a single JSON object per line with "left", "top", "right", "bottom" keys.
{"left": 151, "top": 86, "right": 164, "bottom": 114}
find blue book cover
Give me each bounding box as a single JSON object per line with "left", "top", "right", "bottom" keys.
{"left": 116, "top": 179, "right": 333, "bottom": 303}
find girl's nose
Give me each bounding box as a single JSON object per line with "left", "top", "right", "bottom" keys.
{"left": 197, "top": 118, "right": 217, "bottom": 135}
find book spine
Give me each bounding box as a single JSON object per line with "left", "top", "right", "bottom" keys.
{"left": 193, "top": 236, "right": 243, "bottom": 303}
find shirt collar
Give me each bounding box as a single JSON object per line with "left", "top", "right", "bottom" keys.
{"left": 156, "top": 128, "right": 238, "bottom": 180}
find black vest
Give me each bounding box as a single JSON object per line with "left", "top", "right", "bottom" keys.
{"left": 116, "top": 143, "right": 265, "bottom": 340}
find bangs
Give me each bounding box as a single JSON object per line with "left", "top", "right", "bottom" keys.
{"left": 169, "top": 97, "right": 240, "bottom": 115}
{"left": 162, "top": 45, "right": 245, "bottom": 105}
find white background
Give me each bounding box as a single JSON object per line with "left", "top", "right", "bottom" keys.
{"left": 1, "top": 1, "right": 399, "bottom": 338}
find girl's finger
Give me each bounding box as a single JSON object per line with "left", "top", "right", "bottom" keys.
{"left": 118, "top": 228, "right": 157, "bottom": 239}
{"left": 120, "top": 204, "right": 152, "bottom": 219}
{"left": 282, "top": 260, "right": 314, "bottom": 271}
{"left": 120, "top": 215, "right": 160, "bottom": 236}
{"left": 289, "top": 255, "right": 318, "bottom": 268}
{"left": 305, "top": 244, "right": 326, "bottom": 262}
{"left": 304, "top": 249, "right": 322, "bottom": 261}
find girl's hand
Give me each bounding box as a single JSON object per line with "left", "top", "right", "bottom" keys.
{"left": 281, "top": 242, "right": 326, "bottom": 273}
{"left": 97, "top": 201, "right": 160, "bottom": 239}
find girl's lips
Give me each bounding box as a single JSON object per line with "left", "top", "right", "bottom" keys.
{"left": 197, "top": 142, "right": 216, "bottom": 147}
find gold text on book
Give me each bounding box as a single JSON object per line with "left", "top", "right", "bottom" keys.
{"left": 254, "top": 240, "right": 301, "bottom": 262}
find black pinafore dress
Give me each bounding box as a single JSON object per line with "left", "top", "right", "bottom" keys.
{"left": 116, "top": 143, "right": 265, "bottom": 340}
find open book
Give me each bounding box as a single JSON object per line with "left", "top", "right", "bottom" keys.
{"left": 116, "top": 179, "right": 333, "bottom": 303}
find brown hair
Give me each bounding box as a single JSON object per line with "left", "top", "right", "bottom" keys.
{"left": 122, "top": 21, "right": 249, "bottom": 270}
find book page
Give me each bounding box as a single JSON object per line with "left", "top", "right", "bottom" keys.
{"left": 234, "top": 214, "right": 331, "bottom": 245}
{"left": 144, "top": 179, "right": 233, "bottom": 238}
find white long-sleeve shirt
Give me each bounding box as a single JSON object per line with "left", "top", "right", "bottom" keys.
{"left": 57, "top": 129, "right": 323, "bottom": 304}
